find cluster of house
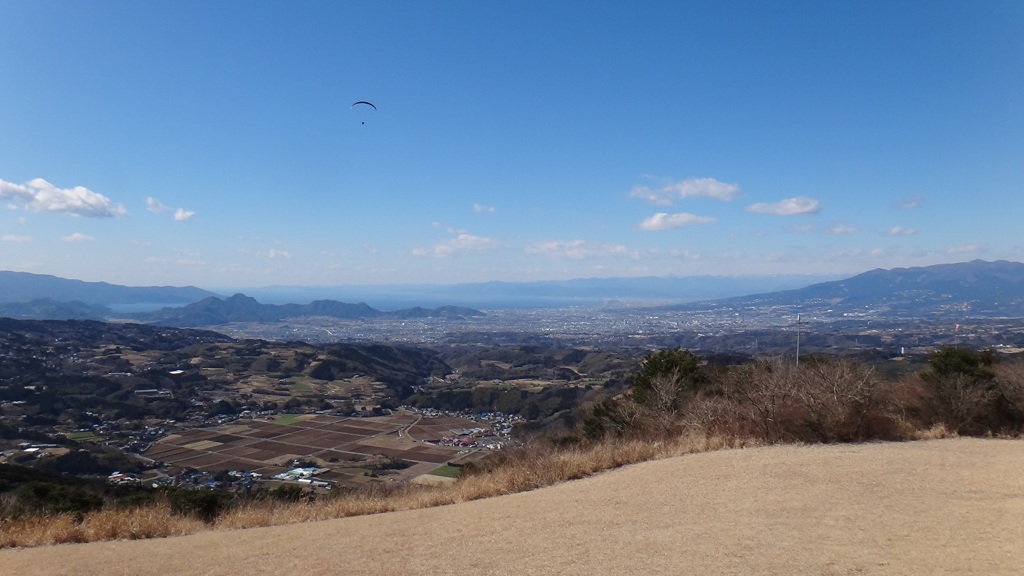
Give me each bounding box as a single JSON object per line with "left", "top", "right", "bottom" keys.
{"left": 134, "top": 388, "right": 174, "bottom": 398}
{"left": 436, "top": 427, "right": 491, "bottom": 447}
{"left": 148, "top": 469, "right": 270, "bottom": 490}
{"left": 107, "top": 471, "right": 142, "bottom": 485}
{"left": 225, "top": 470, "right": 263, "bottom": 489}
{"left": 401, "top": 407, "right": 520, "bottom": 451}
{"left": 272, "top": 466, "right": 333, "bottom": 488}
{"left": 0, "top": 443, "right": 65, "bottom": 464}
{"left": 405, "top": 407, "right": 522, "bottom": 431}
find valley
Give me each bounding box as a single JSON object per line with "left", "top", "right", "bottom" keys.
{"left": 3, "top": 260, "right": 1024, "bottom": 535}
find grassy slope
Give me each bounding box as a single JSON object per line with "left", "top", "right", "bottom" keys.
{"left": 2, "top": 437, "right": 1022, "bottom": 575}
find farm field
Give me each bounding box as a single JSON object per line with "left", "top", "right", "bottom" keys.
{"left": 146, "top": 412, "right": 483, "bottom": 486}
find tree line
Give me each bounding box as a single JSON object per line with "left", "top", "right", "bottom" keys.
{"left": 580, "top": 346, "right": 1024, "bottom": 443}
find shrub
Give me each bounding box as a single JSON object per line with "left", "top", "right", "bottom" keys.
{"left": 791, "top": 357, "right": 896, "bottom": 442}
{"left": 630, "top": 348, "right": 709, "bottom": 410}
{"left": 922, "top": 347, "right": 997, "bottom": 382}
{"left": 12, "top": 482, "right": 104, "bottom": 519}
{"left": 993, "top": 360, "right": 1024, "bottom": 430}
{"left": 919, "top": 347, "right": 1000, "bottom": 434}
{"left": 581, "top": 398, "right": 641, "bottom": 440}
{"left": 719, "top": 358, "right": 799, "bottom": 442}
{"left": 167, "top": 488, "right": 231, "bottom": 523}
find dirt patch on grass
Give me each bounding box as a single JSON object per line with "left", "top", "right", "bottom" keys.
{"left": 3, "top": 438, "right": 1021, "bottom": 575}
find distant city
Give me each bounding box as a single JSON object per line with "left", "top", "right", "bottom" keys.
{"left": 209, "top": 305, "right": 1024, "bottom": 360}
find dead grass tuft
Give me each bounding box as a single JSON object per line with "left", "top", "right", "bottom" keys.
{"left": 0, "top": 515, "right": 81, "bottom": 548}
{"left": 913, "top": 423, "right": 957, "bottom": 441}
{"left": 81, "top": 503, "right": 206, "bottom": 541}
{"left": 0, "top": 504, "right": 206, "bottom": 549}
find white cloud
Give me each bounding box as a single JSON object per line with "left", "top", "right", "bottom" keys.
{"left": 629, "top": 177, "right": 740, "bottom": 205}
{"left": 434, "top": 233, "right": 497, "bottom": 255}
{"left": 0, "top": 178, "right": 126, "bottom": 217}
{"left": 414, "top": 233, "right": 500, "bottom": 257}
{"left": 823, "top": 247, "right": 890, "bottom": 261}
{"left": 2, "top": 235, "right": 31, "bottom": 243}
{"left": 788, "top": 224, "right": 817, "bottom": 233}
{"left": 148, "top": 197, "right": 195, "bottom": 221}
{"left": 948, "top": 244, "right": 983, "bottom": 255}
{"left": 526, "top": 240, "right": 636, "bottom": 260}
{"left": 746, "top": 196, "right": 821, "bottom": 216}
{"left": 828, "top": 223, "right": 858, "bottom": 235}
{"left": 146, "top": 197, "right": 171, "bottom": 212}
{"left": 146, "top": 256, "right": 206, "bottom": 267}
{"left": 0, "top": 180, "right": 34, "bottom": 203}
{"left": 259, "top": 249, "right": 293, "bottom": 259}
{"left": 886, "top": 226, "right": 917, "bottom": 236}
{"left": 473, "top": 203, "right": 496, "bottom": 214}
{"left": 637, "top": 212, "right": 716, "bottom": 231}
{"left": 648, "top": 247, "right": 702, "bottom": 261}
{"left": 61, "top": 232, "right": 94, "bottom": 243}
{"left": 896, "top": 196, "right": 922, "bottom": 210}
{"left": 432, "top": 221, "right": 468, "bottom": 235}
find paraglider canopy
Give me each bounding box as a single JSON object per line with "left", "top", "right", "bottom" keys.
{"left": 351, "top": 100, "right": 376, "bottom": 125}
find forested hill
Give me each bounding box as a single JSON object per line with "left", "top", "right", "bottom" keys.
{"left": 0, "top": 317, "right": 449, "bottom": 425}
{"left": 134, "top": 294, "right": 485, "bottom": 327}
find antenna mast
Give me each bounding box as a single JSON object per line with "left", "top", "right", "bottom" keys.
{"left": 795, "top": 314, "right": 802, "bottom": 367}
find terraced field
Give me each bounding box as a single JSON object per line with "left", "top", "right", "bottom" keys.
{"left": 147, "top": 413, "right": 483, "bottom": 486}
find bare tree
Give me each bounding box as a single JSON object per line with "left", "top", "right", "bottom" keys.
{"left": 721, "top": 358, "right": 798, "bottom": 442}
{"left": 923, "top": 372, "right": 998, "bottom": 434}
{"left": 793, "top": 358, "right": 885, "bottom": 441}
{"left": 993, "top": 360, "right": 1024, "bottom": 427}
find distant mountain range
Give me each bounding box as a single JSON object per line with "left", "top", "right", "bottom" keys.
{"left": 0, "top": 273, "right": 488, "bottom": 324}
{"left": 0, "top": 293, "right": 484, "bottom": 325}
{"left": 0, "top": 271, "right": 215, "bottom": 305}
{"left": 135, "top": 294, "right": 485, "bottom": 327}
{"left": 666, "top": 260, "right": 1024, "bottom": 318}
{"left": 0, "top": 298, "right": 115, "bottom": 321}
{"left": 230, "top": 274, "right": 838, "bottom": 308}
{"left": 0, "top": 271, "right": 835, "bottom": 310}
{"left": 2, "top": 260, "right": 1023, "bottom": 324}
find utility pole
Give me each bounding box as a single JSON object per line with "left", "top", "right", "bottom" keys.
{"left": 795, "top": 314, "right": 802, "bottom": 367}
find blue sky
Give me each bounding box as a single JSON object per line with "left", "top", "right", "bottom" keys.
{"left": 1, "top": 1, "right": 1021, "bottom": 289}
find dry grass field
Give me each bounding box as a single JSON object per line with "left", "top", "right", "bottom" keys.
{"left": 3, "top": 437, "right": 1021, "bottom": 575}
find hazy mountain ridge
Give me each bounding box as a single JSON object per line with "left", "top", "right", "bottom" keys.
{"left": 667, "top": 260, "right": 1024, "bottom": 318}
{"left": 0, "top": 271, "right": 215, "bottom": 305}
{"left": 0, "top": 298, "right": 113, "bottom": 321}
{"left": 134, "top": 294, "right": 486, "bottom": 327}
{"left": 233, "top": 274, "right": 840, "bottom": 308}
{"left": 2, "top": 261, "right": 1023, "bottom": 323}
